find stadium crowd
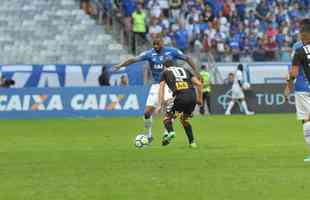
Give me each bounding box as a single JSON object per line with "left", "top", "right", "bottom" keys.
{"left": 99, "top": 0, "right": 309, "bottom": 62}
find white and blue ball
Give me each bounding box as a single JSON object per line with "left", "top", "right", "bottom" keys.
{"left": 134, "top": 134, "right": 149, "bottom": 148}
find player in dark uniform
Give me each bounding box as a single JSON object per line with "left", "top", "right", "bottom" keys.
{"left": 285, "top": 18, "right": 310, "bottom": 162}
{"left": 156, "top": 60, "right": 203, "bottom": 148}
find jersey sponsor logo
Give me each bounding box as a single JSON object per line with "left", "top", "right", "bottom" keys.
{"left": 153, "top": 64, "right": 164, "bottom": 69}
{"left": 176, "top": 81, "right": 189, "bottom": 90}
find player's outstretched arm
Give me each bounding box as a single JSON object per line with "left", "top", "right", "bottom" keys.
{"left": 113, "top": 57, "right": 139, "bottom": 70}
{"left": 192, "top": 76, "right": 203, "bottom": 105}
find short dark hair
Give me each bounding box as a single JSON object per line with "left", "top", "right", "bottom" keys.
{"left": 300, "top": 18, "right": 310, "bottom": 33}
{"left": 163, "top": 59, "right": 174, "bottom": 67}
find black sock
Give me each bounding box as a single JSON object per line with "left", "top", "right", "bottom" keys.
{"left": 184, "top": 124, "right": 194, "bottom": 144}
{"left": 164, "top": 119, "right": 174, "bottom": 133}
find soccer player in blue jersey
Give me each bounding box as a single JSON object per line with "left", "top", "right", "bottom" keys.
{"left": 285, "top": 18, "right": 310, "bottom": 162}
{"left": 113, "top": 37, "right": 198, "bottom": 143}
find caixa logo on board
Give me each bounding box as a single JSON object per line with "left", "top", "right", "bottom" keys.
{"left": 0, "top": 95, "right": 63, "bottom": 111}
{"left": 70, "top": 94, "right": 140, "bottom": 111}
{"left": 0, "top": 94, "right": 140, "bottom": 112}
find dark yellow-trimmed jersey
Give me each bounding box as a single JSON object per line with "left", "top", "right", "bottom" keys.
{"left": 160, "top": 66, "right": 194, "bottom": 96}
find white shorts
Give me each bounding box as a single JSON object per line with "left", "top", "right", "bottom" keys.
{"left": 146, "top": 84, "right": 173, "bottom": 108}
{"left": 231, "top": 86, "right": 245, "bottom": 99}
{"left": 295, "top": 92, "right": 310, "bottom": 120}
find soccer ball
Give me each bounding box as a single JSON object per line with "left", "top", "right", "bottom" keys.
{"left": 242, "top": 82, "right": 251, "bottom": 90}
{"left": 134, "top": 134, "right": 149, "bottom": 148}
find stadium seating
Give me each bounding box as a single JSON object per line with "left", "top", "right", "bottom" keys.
{"left": 0, "top": 0, "right": 128, "bottom": 64}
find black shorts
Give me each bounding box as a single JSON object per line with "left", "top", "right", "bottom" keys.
{"left": 166, "top": 89, "right": 196, "bottom": 116}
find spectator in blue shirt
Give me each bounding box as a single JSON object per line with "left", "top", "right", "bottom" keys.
{"left": 229, "top": 35, "right": 240, "bottom": 62}
{"left": 276, "top": 27, "right": 286, "bottom": 48}
{"left": 172, "top": 25, "right": 189, "bottom": 53}
{"left": 102, "top": 0, "right": 113, "bottom": 11}
{"left": 235, "top": 0, "right": 246, "bottom": 21}
{"left": 289, "top": 3, "right": 301, "bottom": 20}
{"left": 121, "top": 0, "right": 136, "bottom": 17}
{"left": 255, "top": 0, "right": 269, "bottom": 21}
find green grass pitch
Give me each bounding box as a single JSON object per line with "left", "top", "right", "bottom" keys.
{"left": 0, "top": 114, "right": 310, "bottom": 200}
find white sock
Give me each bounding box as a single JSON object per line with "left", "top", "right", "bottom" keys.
{"left": 303, "top": 121, "right": 310, "bottom": 149}
{"left": 241, "top": 100, "right": 250, "bottom": 113}
{"left": 144, "top": 116, "right": 153, "bottom": 138}
{"left": 225, "top": 101, "right": 235, "bottom": 114}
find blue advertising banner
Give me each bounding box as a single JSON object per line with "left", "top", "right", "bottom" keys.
{"left": 0, "top": 86, "right": 149, "bottom": 119}
{"left": 0, "top": 64, "right": 145, "bottom": 88}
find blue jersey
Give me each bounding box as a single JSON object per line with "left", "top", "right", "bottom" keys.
{"left": 290, "top": 41, "right": 310, "bottom": 92}
{"left": 136, "top": 47, "right": 188, "bottom": 83}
